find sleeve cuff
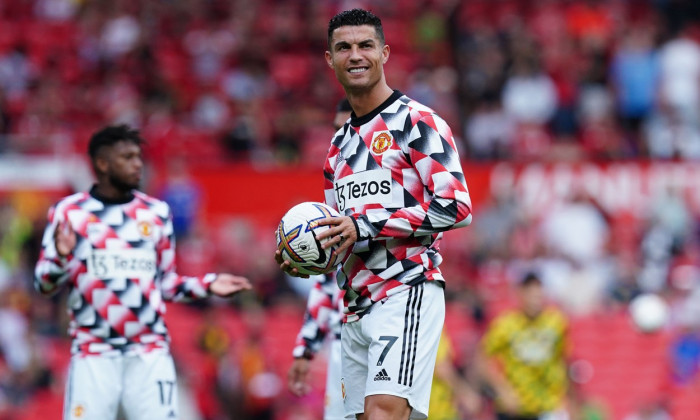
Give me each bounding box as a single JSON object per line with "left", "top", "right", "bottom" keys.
{"left": 352, "top": 214, "right": 373, "bottom": 241}
{"left": 53, "top": 253, "right": 72, "bottom": 268}
{"left": 203, "top": 273, "right": 217, "bottom": 294}
{"left": 292, "top": 345, "right": 314, "bottom": 360}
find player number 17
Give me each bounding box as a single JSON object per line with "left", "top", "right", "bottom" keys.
{"left": 157, "top": 380, "right": 175, "bottom": 406}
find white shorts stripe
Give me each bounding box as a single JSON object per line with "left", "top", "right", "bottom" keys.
{"left": 399, "top": 283, "right": 424, "bottom": 386}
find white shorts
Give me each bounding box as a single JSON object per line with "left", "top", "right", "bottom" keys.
{"left": 64, "top": 350, "right": 178, "bottom": 420}
{"left": 341, "top": 282, "right": 445, "bottom": 419}
{"left": 325, "top": 338, "right": 344, "bottom": 420}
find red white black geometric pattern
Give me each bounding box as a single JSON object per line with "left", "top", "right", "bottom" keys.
{"left": 292, "top": 273, "right": 343, "bottom": 359}
{"left": 35, "top": 188, "right": 215, "bottom": 356}
{"left": 323, "top": 91, "right": 472, "bottom": 322}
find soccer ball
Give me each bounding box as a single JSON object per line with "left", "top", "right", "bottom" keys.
{"left": 276, "top": 202, "right": 348, "bottom": 276}
{"left": 629, "top": 293, "right": 670, "bottom": 333}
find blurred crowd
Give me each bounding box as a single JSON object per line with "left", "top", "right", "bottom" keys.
{"left": 1, "top": 0, "right": 700, "bottom": 163}
{"left": 1, "top": 0, "right": 700, "bottom": 419}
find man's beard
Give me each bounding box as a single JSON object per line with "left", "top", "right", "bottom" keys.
{"left": 109, "top": 173, "right": 139, "bottom": 192}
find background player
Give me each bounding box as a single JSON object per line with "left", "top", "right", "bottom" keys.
{"left": 429, "top": 331, "right": 483, "bottom": 420}
{"left": 477, "top": 272, "right": 570, "bottom": 420}
{"left": 287, "top": 99, "right": 352, "bottom": 420}
{"left": 278, "top": 8, "right": 473, "bottom": 420}
{"left": 34, "top": 125, "right": 252, "bottom": 420}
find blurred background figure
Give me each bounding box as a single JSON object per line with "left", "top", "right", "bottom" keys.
{"left": 478, "top": 272, "right": 570, "bottom": 420}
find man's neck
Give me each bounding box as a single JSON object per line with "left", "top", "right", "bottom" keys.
{"left": 346, "top": 84, "right": 394, "bottom": 118}
{"left": 90, "top": 183, "right": 134, "bottom": 204}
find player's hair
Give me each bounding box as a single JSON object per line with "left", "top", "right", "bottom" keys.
{"left": 327, "top": 8, "right": 384, "bottom": 49}
{"left": 88, "top": 124, "right": 145, "bottom": 161}
{"left": 337, "top": 98, "right": 353, "bottom": 113}
{"left": 520, "top": 272, "right": 542, "bottom": 287}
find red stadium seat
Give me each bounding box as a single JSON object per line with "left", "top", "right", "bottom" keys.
{"left": 0, "top": 21, "right": 19, "bottom": 54}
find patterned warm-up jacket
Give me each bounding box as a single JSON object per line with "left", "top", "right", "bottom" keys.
{"left": 35, "top": 187, "right": 215, "bottom": 356}
{"left": 324, "top": 90, "right": 473, "bottom": 322}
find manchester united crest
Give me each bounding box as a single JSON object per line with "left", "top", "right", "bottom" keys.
{"left": 370, "top": 131, "right": 392, "bottom": 155}
{"left": 73, "top": 404, "right": 85, "bottom": 418}
{"left": 138, "top": 221, "right": 153, "bottom": 238}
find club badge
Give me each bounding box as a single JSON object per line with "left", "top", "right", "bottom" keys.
{"left": 138, "top": 221, "right": 153, "bottom": 239}
{"left": 370, "top": 131, "right": 392, "bottom": 155}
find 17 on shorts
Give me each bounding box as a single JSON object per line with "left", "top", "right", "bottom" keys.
{"left": 64, "top": 350, "right": 178, "bottom": 420}
{"left": 341, "top": 281, "right": 445, "bottom": 419}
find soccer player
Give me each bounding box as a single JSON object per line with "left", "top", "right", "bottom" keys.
{"left": 276, "top": 8, "right": 472, "bottom": 419}
{"left": 34, "top": 125, "right": 252, "bottom": 420}
{"left": 429, "top": 332, "right": 482, "bottom": 420}
{"left": 287, "top": 99, "right": 352, "bottom": 420}
{"left": 477, "top": 273, "right": 570, "bottom": 420}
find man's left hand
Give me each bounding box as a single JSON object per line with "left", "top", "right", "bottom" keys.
{"left": 210, "top": 273, "right": 252, "bottom": 297}
{"left": 315, "top": 215, "right": 358, "bottom": 257}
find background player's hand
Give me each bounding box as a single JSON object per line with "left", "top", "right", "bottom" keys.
{"left": 54, "top": 220, "right": 76, "bottom": 258}
{"left": 497, "top": 387, "right": 521, "bottom": 415}
{"left": 315, "top": 216, "right": 357, "bottom": 257}
{"left": 210, "top": 273, "right": 252, "bottom": 297}
{"left": 287, "top": 357, "right": 311, "bottom": 396}
{"left": 458, "top": 384, "right": 483, "bottom": 416}
{"left": 274, "top": 250, "right": 310, "bottom": 278}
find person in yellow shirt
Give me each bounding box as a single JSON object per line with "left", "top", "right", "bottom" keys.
{"left": 429, "top": 331, "right": 482, "bottom": 420}
{"left": 478, "top": 272, "right": 569, "bottom": 420}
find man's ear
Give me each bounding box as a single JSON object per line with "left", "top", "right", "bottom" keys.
{"left": 382, "top": 44, "right": 390, "bottom": 64}
{"left": 94, "top": 155, "right": 109, "bottom": 175}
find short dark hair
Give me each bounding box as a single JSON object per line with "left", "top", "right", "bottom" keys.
{"left": 88, "top": 124, "right": 145, "bottom": 160}
{"left": 520, "top": 272, "right": 542, "bottom": 287}
{"left": 327, "top": 9, "right": 384, "bottom": 49}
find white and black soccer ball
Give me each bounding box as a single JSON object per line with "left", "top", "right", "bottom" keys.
{"left": 276, "top": 202, "right": 348, "bottom": 276}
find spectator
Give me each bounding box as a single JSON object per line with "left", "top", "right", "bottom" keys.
{"left": 158, "top": 156, "right": 202, "bottom": 239}
{"left": 609, "top": 25, "right": 659, "bottom": 151}
{"left": 657, "top": 24, "right": 700, "bottom": 122}
{"left": 501, "top": 55, "right": 558, "bottom": 127}
{"left": 0, "top": 45, "right": 35, "bottom": 100}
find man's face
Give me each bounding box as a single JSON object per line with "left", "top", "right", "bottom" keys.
{"left": 325, "top": 25, "right": 389, "bottom": 93}
{"left": 520, "top": 282, "right": 545, "bottom": 318}
{"left": 102, "top": 141, "right": 143, "bottom": 191}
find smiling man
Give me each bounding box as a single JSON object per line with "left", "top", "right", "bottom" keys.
{"left": 276, "top": 8, "right": 473, "bottom": 420}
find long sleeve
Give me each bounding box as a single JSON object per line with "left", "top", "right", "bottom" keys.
{"left": 34, "top": 205, "right": 81, "bottom": 295}
{"left": 353, "top": 115, "right": 472, "bottom": 240}
{"left": 158, "top": 210, "right": 216, "bottom": 302}
{"left": 321, "top": 92, "right": 473, "bottom": 321}
{"left": 292, "top": 274, "right": 343, "bottom": 359}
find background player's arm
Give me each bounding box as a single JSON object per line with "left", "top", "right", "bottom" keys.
{"left": 288, "top": 278, "right": 335, "bottom": 395}
{"left": 435, "top": 354, "right": 482, "bottom": 415}
{"left": 34, "top": 206, "right": 78, "bottom": 295}
{"left": 292, "top": 279, "right": 335, "bottom": 358}
{"left": 476, "top": 320, "right": 521, "bottom": 414}
{"left": 158, "top": 210, "right": 250, "bottom": 301}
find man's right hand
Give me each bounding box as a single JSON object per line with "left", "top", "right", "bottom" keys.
{"left": 55, "top": 220, "right": 76, "bottom": 258}
{"left": 287, "top": 357, "right": 311, "bottom": 396}
{"left": 275, "top": 250, "right": 310, "bottom": 278}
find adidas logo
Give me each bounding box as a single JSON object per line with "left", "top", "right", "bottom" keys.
{"left": 374, "top": 368, "right": 391, "bottom": 381}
